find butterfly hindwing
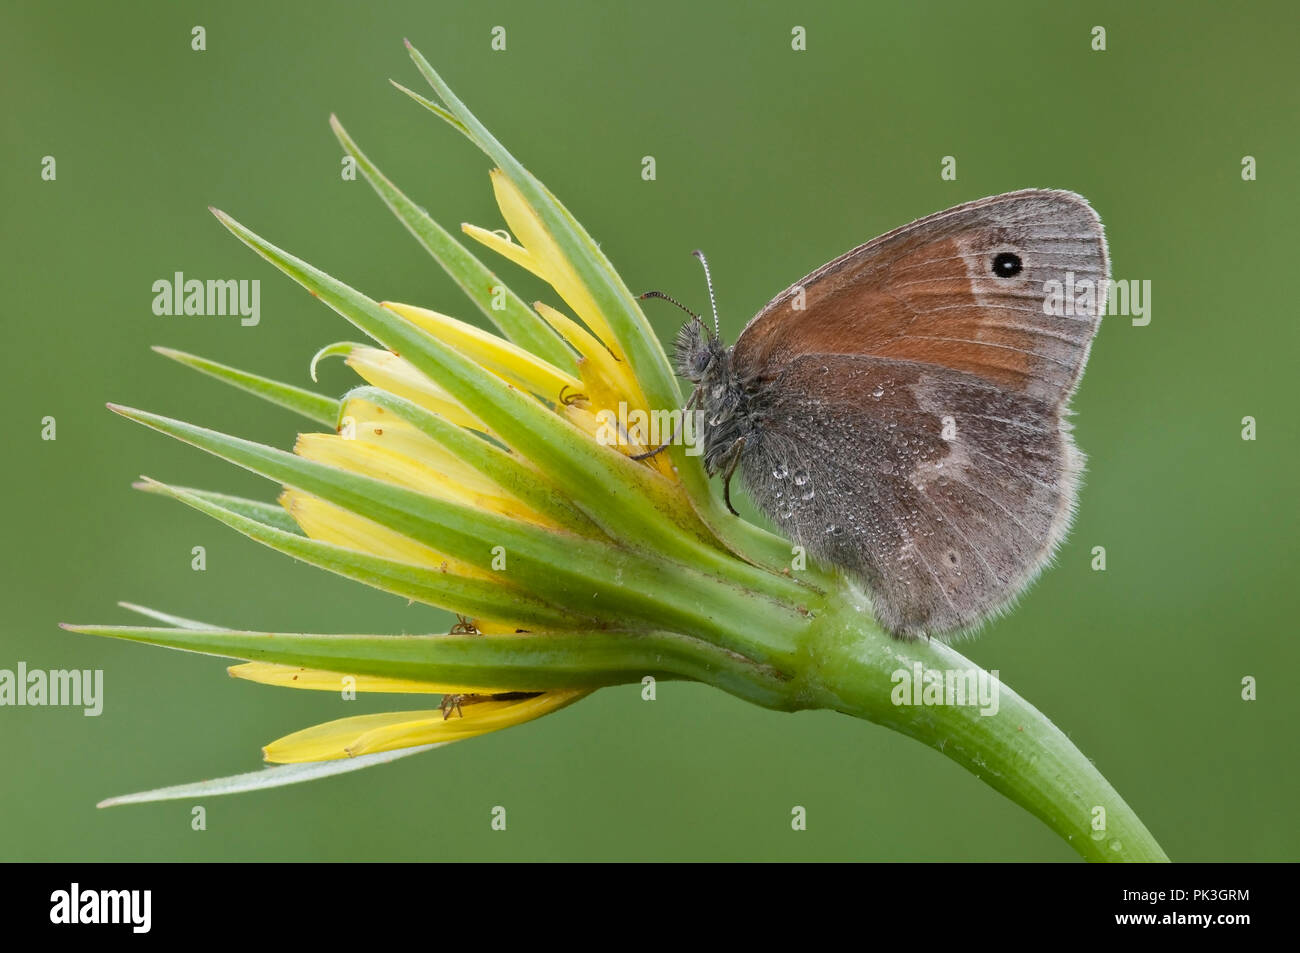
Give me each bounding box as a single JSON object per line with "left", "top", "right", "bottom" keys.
{"left": 739, "top": 353, "right": 1080, "bottom": 636}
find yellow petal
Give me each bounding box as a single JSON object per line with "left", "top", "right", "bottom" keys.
{"left": 344, "top": 347, "right": 488, "bottom": 432}
{"left": 262, "top": 690, "right": 590, "bottom": 762}
{"left": 383, "top": 301, "right": 581, "bottom": 401}
{"left": 487, "top": 170, "right": 621, "bottom": 357}
{"left": 340, "top": 396, "right": 512, "bottom": 496}
{"left": 280, "top": 488, "right": 489, "bottom": 578}
{"left": 472, "top": 619, "right": 525, "bottom": 635}
{"left": 531, "top": 299, "right": 613, "bottom": 368}
{"left": 294, "top": 433, "right": 557, "bottom": 527}
{"left": 561, "top": 401, "right": 650, "bottom": 457}
{"left": 228, "top": 661, "right": 516, "bottom": 695}
{"left": 533, "top": 301, "right": 633, "bottom": 411}
{"left": 461, "top": 223, "right": 538, "bottom": 276}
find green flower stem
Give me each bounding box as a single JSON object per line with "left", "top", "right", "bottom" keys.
{"left": 619, "top": 572, "right": 1168, "bottom": 862}
{"left": 771, "top": 585, "right": 1170, "bottom": 862}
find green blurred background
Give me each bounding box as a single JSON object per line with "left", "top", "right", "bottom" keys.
{"left": 2, "top": 0, "right": 1296, "bottom": 861}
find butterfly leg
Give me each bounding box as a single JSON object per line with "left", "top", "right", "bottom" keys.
{"left": 719, "top": 436, "right": 747, "bottom": 515}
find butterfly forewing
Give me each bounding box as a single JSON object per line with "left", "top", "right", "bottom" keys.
{"left": 734, "top": 190, "right": 1108, "bottom": 404}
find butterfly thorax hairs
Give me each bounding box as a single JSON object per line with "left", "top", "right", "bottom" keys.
{"left": 651, "top": 253, "right": 761, "bottom": 506}
{"left": 674, "top": 316, "right": 758, "bottom": 486}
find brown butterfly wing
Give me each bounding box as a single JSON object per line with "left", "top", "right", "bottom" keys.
{"left": 730, "top": 191, "right": 1106, "bottom": 636}
{"left": 739, "top": 353, "right": 1081, "bottom": 636}
{"left": 734, "top": 190, "right": 1108, "bottom": 404}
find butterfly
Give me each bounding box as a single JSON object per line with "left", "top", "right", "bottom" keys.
{"left": 663, "top": 190, "right": 1108, "bottom": 639}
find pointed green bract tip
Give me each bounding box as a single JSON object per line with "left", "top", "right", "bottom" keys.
{"left": 106, "top": 403, "right": 149, "bottom": 424}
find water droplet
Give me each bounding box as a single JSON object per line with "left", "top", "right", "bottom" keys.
{"left": 772, "top": 464, "right": 789, "bottom": 480}
{"left": 793, "top": 469, "right": 810, "bottom": 486}
{"left": 800, "top": 487, "right": 815, "bottom": 501}
{"left": 871, "top": 385, "right": 884, "bottom": 398}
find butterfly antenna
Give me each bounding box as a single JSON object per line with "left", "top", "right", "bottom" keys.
{"left": 637, "top": 290, "right": 702, "bottom": 323}
{"left": 691, "top": 250, "right": 721, "bottom": 337}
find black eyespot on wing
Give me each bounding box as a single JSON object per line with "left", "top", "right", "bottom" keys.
{"left": 991, "top": 251, "right": 1022, "bottom": 277}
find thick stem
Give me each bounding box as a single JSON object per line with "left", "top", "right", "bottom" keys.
{"left": 761, "top": 583, "right": 1170, "bottom": 862}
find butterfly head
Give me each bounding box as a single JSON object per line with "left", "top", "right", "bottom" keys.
{"left": 640, "top": 252, "right": 750, "bottom": 474}
{"left": 673, "top": 315, "right": 727, "bottom": 382}
{"left": 643, "top": 249, "right": 733, "bottom": 384}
